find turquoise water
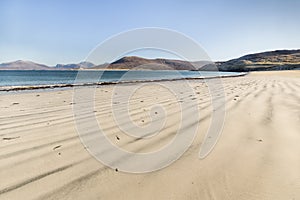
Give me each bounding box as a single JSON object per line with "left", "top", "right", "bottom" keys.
{"left": 0, "top": 70, "right": 243, "bottom": 87}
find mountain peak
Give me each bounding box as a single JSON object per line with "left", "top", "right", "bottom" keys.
{"left": 55, "top": 61, "right": 95, "bottom": 69}
{"left": 95, "top": 56, "right": 198, "bottom": 70}
{"left": 0, "top": 60, "right": 50, "bottom": 70}
{"left": 112, "top": 56, "right": 148, "bottom": 64}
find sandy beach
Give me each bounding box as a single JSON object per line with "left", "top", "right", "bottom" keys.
{"left": 0, "top": 71, "right": 299, "bottom": 200}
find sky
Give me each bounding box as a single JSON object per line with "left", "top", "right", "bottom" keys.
{"left": 0, "top": 0, "right": 300, "bottom": 65}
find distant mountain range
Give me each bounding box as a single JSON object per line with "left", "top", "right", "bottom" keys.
{"left": 1, "top": 49, "right": 300, "bottom": 71}
{"left": 54, "top": 61, "right": 95, "bottom": 69}
{"left": 216, "top": 49, "right": 300, "bottom": 71}
{"left": 0, "top": 60, "right": 50, "bottom": 70}
{"left": 92, "top": 56, "right": 213, "bottom": 71}
{"left": 0, "top": 61, "right": 95, "bottom": 70}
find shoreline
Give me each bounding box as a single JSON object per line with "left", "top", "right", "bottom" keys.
{"left": 0, "top": 72, "right": 247, "bottom": 92}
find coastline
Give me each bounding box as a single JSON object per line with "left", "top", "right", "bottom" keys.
{"left": 0, "top": 71, "right": 299, "bottom": 199}
{"left": 0, "top": 71, "right": 247, "bottom": 92}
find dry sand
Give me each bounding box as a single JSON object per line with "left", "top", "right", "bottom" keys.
{"left": 0, "top": 71, "right": 299, "bottom": 200}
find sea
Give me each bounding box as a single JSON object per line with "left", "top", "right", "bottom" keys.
{"left": 0, "top": 70, "right": 244, "bottom": 90}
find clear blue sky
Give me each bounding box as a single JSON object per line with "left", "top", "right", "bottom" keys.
{"left": 1, "top": 0, "right": 300, "bottom": 65}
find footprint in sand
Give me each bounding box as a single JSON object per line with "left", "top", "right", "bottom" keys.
{"left": 53, "top": 145, "right": 62, "bottom": 150}
{"left": 2, "top": 136, "right": 20, "bottom": 141}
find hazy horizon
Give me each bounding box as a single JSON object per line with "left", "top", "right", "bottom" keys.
{"left": 1, "top": 48, "right": 300, "bottom": 67}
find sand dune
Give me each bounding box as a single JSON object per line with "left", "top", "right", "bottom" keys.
{"left": 0, "top": 71, "right": 299, "bottom": 199}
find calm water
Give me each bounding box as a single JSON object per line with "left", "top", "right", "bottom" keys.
{"left": 0, "top": 70, "right": 242, "bottom": 87}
